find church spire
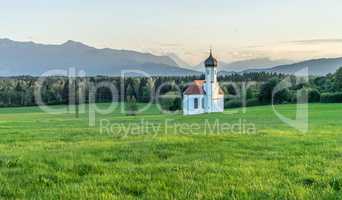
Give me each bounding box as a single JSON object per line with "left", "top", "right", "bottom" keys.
{"left": 204, "top": 48, "right": 218, "bottom": 67}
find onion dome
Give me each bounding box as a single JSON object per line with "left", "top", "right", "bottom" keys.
{"left": 204, "top": 49, "right": 218, "bottom": 67}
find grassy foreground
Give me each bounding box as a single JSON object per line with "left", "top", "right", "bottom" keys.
{"left": 0, "top": 103, "right": 342, "bottom": 199}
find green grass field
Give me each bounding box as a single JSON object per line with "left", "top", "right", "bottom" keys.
{"left": 0, "top": 103, "right": 342, "bottom": 199}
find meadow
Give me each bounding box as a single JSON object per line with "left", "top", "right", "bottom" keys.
{"left": 0, "top": 103, "right": 342, "bottom": 199}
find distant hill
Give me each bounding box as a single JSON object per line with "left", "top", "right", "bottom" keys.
{"left": 165, "top": 53, "right": 192, "bottom": 69}
{"left": 0, "top": 39, "right": 200, "bottom": 76}
{"left": 241, "top": 57, "right": 342, "bottom": 76}
{"left": 220, "top": 58, "right": 293, "bottom": 72}
{"left": 194, "top": 58, "right": 293, "bottom": 73}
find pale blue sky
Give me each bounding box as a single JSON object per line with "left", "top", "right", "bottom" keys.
{"left": 1, "top": 0, "right": 342, "bottom": 64}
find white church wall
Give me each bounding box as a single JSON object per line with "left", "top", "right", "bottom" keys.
{"left": 211, "top": 96, "right": 224, "bottom": 113}
{"left": 183, "top": 95, "right": 205, "bottom": 115}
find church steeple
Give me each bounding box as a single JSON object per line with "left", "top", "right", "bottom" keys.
{"left": 204, "top": 49, "right": 218, "bottom": 67}
{"left": 182, "top": 49, "right": 224, "bottom": 115}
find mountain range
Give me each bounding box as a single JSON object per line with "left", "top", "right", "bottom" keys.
{"left": 0, "top": 38, "right": 341, "bottom": 77}
{"left": 219, "top": 57, "right": 342, "bottom": 76}
{"left": 193, "top": 58, "right": 293, "bottom": 72}
{"left": 220, "top": 58, "right": 294, "bottom": 72}
{"left": 0, "top": 39, "right": 199, "bottom": 76}
{"left": 245, "top": 58, "right": 342, "bottom": 75}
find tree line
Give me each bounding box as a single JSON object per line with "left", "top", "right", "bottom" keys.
{"left": 0, "top": 69, "right": 341, "bottom": 109}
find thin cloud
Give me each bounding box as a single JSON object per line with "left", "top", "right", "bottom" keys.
{"left": 244, "top": 45, "right": 266, "bottom": 49}
{"left": 159, "top": 43, "right": 182, "bottom": 47}
{"left": 290, "top": 39, "right": 342, "bottom": 45}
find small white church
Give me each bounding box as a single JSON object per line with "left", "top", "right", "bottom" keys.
{"left": 183, "top": 51, "right": 224, "bottom": 115}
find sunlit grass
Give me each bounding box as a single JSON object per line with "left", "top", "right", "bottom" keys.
{"left": 0, "top": 103, "right": 341, "bottom": 199}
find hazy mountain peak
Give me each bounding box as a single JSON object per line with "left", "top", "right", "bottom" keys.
{"left": 220, "top": 58, "right": 294, "bottom": 72}
{"left": 239, "top": 57, "right": 342, "bottom": 76}
{"left": 0, "top": 38, "right": 34, "bottom": 46}
{"left": 61, "top": 40, "right": 92, "bottom": 49}
{"left": 0, "top": 38, "right": 13, "bottom": 43}
{"left": 165, "top": 53, "right": 191, "bottom": 68}
{"left": 0, "top": 38, "right": 198, "bottom": 76}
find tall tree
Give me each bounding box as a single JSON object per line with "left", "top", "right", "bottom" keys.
{"left": 334, "top": 67, "right": 342, "bottom": 92}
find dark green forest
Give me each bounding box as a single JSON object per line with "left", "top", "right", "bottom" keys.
{"left": 1, "top": 68, "right": 342, "bottom": 110}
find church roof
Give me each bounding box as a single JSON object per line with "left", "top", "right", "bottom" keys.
{"left": 183, "top": 80, "right": 225, "bottom": 95}
{"left": 183, "top": 80, "right": 205, "bottom": 95}
{"left": 204, "top": 50, "right": 218, "bottom": 67}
